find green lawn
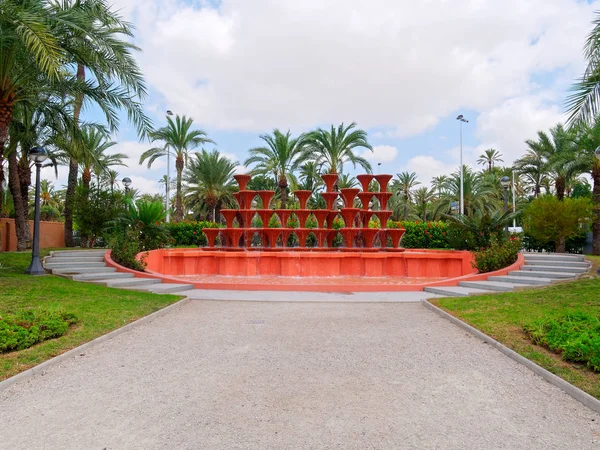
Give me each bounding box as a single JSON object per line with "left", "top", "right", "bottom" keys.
{"left": 432, "top": 255, "right": 600, "bottom": 399}
{"left": 0, "top": 250, "right": 181, "bottom": 381}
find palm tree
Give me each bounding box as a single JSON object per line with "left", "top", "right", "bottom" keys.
{"left": 303, "top": 122, "right": 373, "bottom": 175}
{"left": 567, "top": 12, "right": 600, "bottom": 124}
{"left": 431, "top": 175, "right": 448, "bottom": 197}
{"left": 244, "top": 129, "right": 306, "bottom": 209}
{"left": 183, "top": 149, "right": 238, "bottom": 221}
{"left": 392, "top": 172, "right": 420, "bottom": 220}
{"left": 413, "top": 186, "right": 435, "bottom": 221}
{"left": 572, "top": 117, "right": 600, "bottom": 254}
{"left": 526, "top": 124, "right": 580, "bottom": 201}
{"left": 477, "top": 149, "right": 503, "bottom": 172}
{"left": 298, "top": 161, "right": 322, "bottom": 191}
{"left": 140, "top": 115, "right": 215, "bottom": 221}
{"left": 435, "top": 166, "right": 497, "bottom": 217}
{"left": 105, "top": 169, "right": 119, "bottom": 193}
{"left": 513, "top": 146, "right": 548, "bottom": 198}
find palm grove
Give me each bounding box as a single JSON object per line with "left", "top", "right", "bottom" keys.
{"left": 0, "top": 1, "right": 599, "bottom": 256}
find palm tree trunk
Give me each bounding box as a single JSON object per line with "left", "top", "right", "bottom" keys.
{"left": 0, "top": 154, "right": 5, "bottom": 218}
{"left": 556, "top": 236, "right": 566, "bottom": 253}
{"left": 64, "top": 158, "right": 78, "bottom": 247}
{"left": 592, "top": 162, "right": 600, "bottom": 255}
{"left": 18, "top": 154, "right": 30, "bottom": 220}
{"left": 79, "top": 167, "right": 93, "bottom": 248}
{"left": 403, "top": 194, "right": 409, "bottom": 220}
{"left": 556, "top": 176, "right": 566, "bottom": 201}
{"left": 65, "top": 62, "right": 86, "bottom": 247}
{"left": 175, "top": 156, "right": 184, "bottom": 221}
{"left": 8, "top": 151, "right": 30, "bottom": 250}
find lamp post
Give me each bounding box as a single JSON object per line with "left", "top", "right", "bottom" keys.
{"left": 25, "top": 146, "right": 48, "bottom": 275}
{"left": 456, "top": 115, "right": 469, "bottom": 215}
{"left": 377, "top": 162, "right": 382, "bottom": 174}
{"left": 165, "top": 110, "right": 173, "bottom": 222}
{"left": 122, "top": 177, "right": 132, "bottom": 194}
{"left": 501, "top": 175, "right": 510, "bottom": 235}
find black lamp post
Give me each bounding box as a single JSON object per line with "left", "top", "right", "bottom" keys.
{"left": 25, "top": 146, "right": 48, "bottom": 275}
{"left": 122, "top": 177, "right": 132, "bottom": 194}
{"left": 500, "top": 175, "right": 511, "bottom": 235}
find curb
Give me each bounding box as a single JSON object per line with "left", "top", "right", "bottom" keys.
{"left": 422, "top": 299, "right": 600, "bottom": 415}
{"left": 0, "top": 298, "right": 191, "bottom": 391}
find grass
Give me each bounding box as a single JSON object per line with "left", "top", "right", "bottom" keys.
{"left": 431, "top": 255, "right": 600, "bottom": 399}
{"left": 0, "top": 249, "right": 181, "bottom": 381}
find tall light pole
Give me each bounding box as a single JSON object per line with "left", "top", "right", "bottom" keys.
{"left": 122, "top": 177, "right": 132, "bottom": 194}
{"left": 456, "top": 115, "right": 469, "bottom": 215}
{"left": 25, "top": 146, "right": 48, "bottom": 275}
{"left": 165, "top": 110, "right": 173, "bottom": 222}
{"left": 501, "top": 176, "right": 511, "bottom": 235}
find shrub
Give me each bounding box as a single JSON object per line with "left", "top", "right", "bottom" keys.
{"left": 445, "top": 210, "right": 517, "bottom": 250}
{"left": 523, "top": 195, "right": 591, "bottom": 253}
{"left": 524, "top": 312, "right": 600, "bottom": 372}
{"left": 471, "top": 236, "right": 521, "bottom": 273}
{"left": 391, "top": 220, "right": 451, "bottom": 249}
{"left": 39, "top": 205, "right": 60, "bottom": 221}
{"left": 108, "top": 230, "right": 147, "bottom": 271}
{"left": 165, "top": 220, "right": 220, "bottom": 247}
{"left": 0, "top": 310, "right": 77, "bottom": 353}
{"left": 522, "top": 229, "right": 588, "bottom": 254}
{"left": 74, "top": 187, "right": 127, "bottom": 248}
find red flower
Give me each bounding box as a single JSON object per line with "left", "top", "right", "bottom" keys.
{"left": 155, "top": 221, "right": 159, "bottom": 226}
{"left": 193, "top": 231, "right": 197, "bottom": 235}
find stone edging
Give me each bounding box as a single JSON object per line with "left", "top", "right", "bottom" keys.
{"left": 0, "top": 298, "right": 191, "bottom": 391}
{"left": 422, "top": 299, "right": 600, "bottom": 415}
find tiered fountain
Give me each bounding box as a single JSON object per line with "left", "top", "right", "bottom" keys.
{"left": 202, "top": 173, "right": 405, "bottom": 251}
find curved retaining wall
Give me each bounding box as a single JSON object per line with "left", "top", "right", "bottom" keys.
{"left": 105, "top": 248, "right": 525, "bottom": 293}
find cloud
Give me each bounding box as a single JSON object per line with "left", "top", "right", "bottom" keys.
{"left": 365, "top": 145, "right": 399, "bottom": 164}
{"left": 399, "top": 155, "right": 450, "bottom": 187}
{"left": 113, "top": 0, "right": 595, "bottom": 135}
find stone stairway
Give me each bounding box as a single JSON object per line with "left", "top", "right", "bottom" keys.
{"left": 43, "top": 250, "right": 194, "bottom": 294}
{"left": 423, "top": 252, "right": 590, "bottom": 297}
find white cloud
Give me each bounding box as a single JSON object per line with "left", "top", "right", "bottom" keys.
{"left": 365, "top": 145, "right": 398, "bottom": 164}
{"left": 113, "top": 0, "right": 595, "bottom": 134}
{"left": 129, "top": 175, "right": 161, "bottom": 194}
{"left": 399, "top": 155, "right": 450, "bottom": 188}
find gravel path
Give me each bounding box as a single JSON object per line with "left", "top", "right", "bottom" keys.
{"left": 1, "top": 301, "right": 599, "bottom": 449}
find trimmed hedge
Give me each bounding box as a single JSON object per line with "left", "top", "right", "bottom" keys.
{"left": 388, "top": 220, "right": 451, "bottom": 249}
{"left": 165, "top": 220, "right": 220, "bottom": 246}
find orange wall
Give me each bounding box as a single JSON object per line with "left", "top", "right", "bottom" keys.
{"left": 0, "top": 219, "right": 65, "bottom": 252}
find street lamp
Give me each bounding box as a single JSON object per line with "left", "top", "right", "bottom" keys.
{"left": 122, "top": 177, "right": 132, "bottom": 193}
{"left": 501, "top": 175, "right": 511, "bottom": 235}
{"left": 456, "top": 114, "right": 469, "bottom": 215}
{"left": 165, "top": 110, "right": 174, "bottom": 222}
{"left": 377, "top": 162, "right": 382, "bottom": 174}
{"left": 25, "top": 146, "right": 48, "bottom": 275}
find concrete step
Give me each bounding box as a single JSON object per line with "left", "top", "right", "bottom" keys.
{"left": 123, "top": 283, "right": 194, "bottom": 294}
{"left": 89, "top": 278, "right": 162, "bottom": 288}
{"left": 423, "top": 286, "right": 494, "bottom": 297}
{"left": 50, "top": 250, "right": 107, "bottom": 257}
{"left": 487, "top": 275, "right": 553, "bottom": 286}
{"left": 508, "top": 270, "right": 576, "bottom": 280}
{"left": 73, "top": 272, "right": 134, "bottom": 281}
{"left": 45, "top": 256, "right": 105, "bottom": 263}
{"left": 523, "top": 253, "right": 585, "bottom": 262}
{"left": 459, "top": 280, "right": 531, "bottom": 292}
{"left": 521, "top": 265, "right": 588, "bottom": 274}
{"left": 52, "top": 266, "right": 116, "bottom": 275}
{"left": 45, "top": 261, "right": 106, "bottom": 269}
{"left": 522, "top": 260, "right": 589, "bottom": 268}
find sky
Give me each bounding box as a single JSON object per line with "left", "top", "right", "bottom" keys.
{"left": 42, "top": 0, "right": 600, "bottom": 194}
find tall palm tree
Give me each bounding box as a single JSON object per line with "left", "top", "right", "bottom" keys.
{"left": 477, "top": 149, "right": 503, "bottom": 172}
{"left": 431, "top": 175, "right": 448, "bottom": 197}
{"left": 526, "top": 124, "right": 580, "bottom": 201}
{"left": 244, "top": 129, "right": 306, "bottom": 209}
{"left": 140, "top": 115, "right": 215, "bottom": 221}
{"left": 567, "top": 12, "right": 600, "bottom": 124}
{"left": 413, "top": 186, "right": 435, "bottom": 221}
{"left": 105, "top": 169, "right": 119, "bottom": 193}
{"left": 435, "top": 166, "right": 497, "bottom": 217}
{"left": 303, "top": 122, "right": 373, "bottom": 175}
{"left": 183, "top": 149, "right": 238, "bottom": 221}
{"left": 392, "top": 171, "right": 420, "bottom": 220}
{"left": 52, "top": 0, "right": 149, "bottom": 246}
{"left": 298, "top": 161, "right": 322, "bottom": 191}
{"left": 513, "top": 145, "right": 548, "bottom": 198}
{"left": 572, "top": 116, "right": 600, "bottom": 254}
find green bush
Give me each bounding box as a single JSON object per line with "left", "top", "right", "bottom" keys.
{"left": 108, "top": 230, "right": 147, "bottom": 271}
{"left": 0, "top": 310, "right": 77, "bottom": 353}
{"left": 391, "top": 221, "right": 451, "bottom": 249}
{"left": 165, "top": 220, "right": 220, "bottom": 247}
{"left": 39, "top": 205, "right": 60, "bottom": 221}
{"left": 522, "top": 229, "right": 588, "bottom": 254}
{"left": 471, "top": 236, "right": 521, "bottom": 273}
{"left": 524, "top": 312, "right": 600, "bottom": 372}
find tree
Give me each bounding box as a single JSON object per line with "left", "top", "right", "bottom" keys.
{"left": 431, "top": 175, "right": 448, "bottom": 197}
{"left": 392, "top": 171, "right": 420, "bottom": 220}
{"left": 244, "top": 129, "right": 306, "bottom": 209}
{"left": 571, "top": 116, "right": 600, "bottom": 254}
{"left": 525, "top": 124, "right": 581, "bottom": 201}
{"left": 514, "top": 145, "right": 548, "bottom": 198}
{"left": 140, "top": 115, "right": 214, "bottom": 221}
{"left": 76, "top": 126, "right": 126, "bottom": 192}
{"left": 435, "top": 166, "right": 497, "bottom": 217}
{"left": 183, "top": 149, "right": 237, "bottom": 221}
{"left": 413, "top": 186, "right": 435, "bottom": 221}
{"left": 477, "top": 149, "right": 503, "bottom": 172}
{"left": 524, "top": 195, "right": 591, "bottom": 253}
{"left": 298, "top": 161, "right": 322, "bottom": 191}
{"left": 303, "top": 122, "right": 372, "bottom": 175}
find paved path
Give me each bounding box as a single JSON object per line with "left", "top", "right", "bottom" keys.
{"left": 2, "top": 301, "right": 599, "bottom": 450}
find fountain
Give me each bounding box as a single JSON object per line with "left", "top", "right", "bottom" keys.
{"left": 205, "top": 172, "right": 402, "bottom": 252}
